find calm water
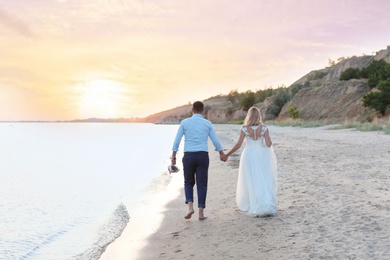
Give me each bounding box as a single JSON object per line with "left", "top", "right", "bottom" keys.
{"left": 0, "top": 123, "right": 179, "bottom": 260}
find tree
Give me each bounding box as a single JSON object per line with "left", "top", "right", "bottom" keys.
{"left": 226, "top": 89, "right": 239, "bottom": 106}
{"left": 362, "top": 78, "right": 390, "bottom": 115}
{"left": 361, "top": 59, "right": 390, "bottom": 88}
{"left": 339, "top": 59, "right": 390, "bottom": 88}
{"left": 239, "top": 90, "right": 256, "bottom": 111}
{"left": 265, "top": 105, "right": 279, "bottom": 120}
{"left": 273, "top": 87, "right": 290, "bottom": 108}
{"left": 265, "top": 87, "right": 291, "bottom": 119}
{"left": 255, "top": 87, "right": 274, "bottom": 103}
{"left": 337, "top": 57, "right": 346, "bottom": 63}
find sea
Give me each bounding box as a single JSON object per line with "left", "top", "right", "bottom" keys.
{"left": 0, "top": 122, "right": 180, "bottom": 260}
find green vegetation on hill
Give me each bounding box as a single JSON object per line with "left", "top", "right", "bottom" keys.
{"left": 226, "top": 86, "right": 290, "bottom": 119}
{"left": 340, "top": 59, "right": 390, "bottom": 115}
{"left": 226, "top": 88, "right": 276, "bottom": 110}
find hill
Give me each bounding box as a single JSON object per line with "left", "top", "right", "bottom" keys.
{"left": 142, "top": 46, "right": 390, "bottom": 123}
{"left": 144, "top": 96, "right": 246, "bottom": 123}
{"left": 279, "top": 47, "right": 390, "bottom": 122}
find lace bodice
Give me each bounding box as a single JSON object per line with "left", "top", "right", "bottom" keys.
{"left": 241, "top": 125, "right": 268, "bottom": 147}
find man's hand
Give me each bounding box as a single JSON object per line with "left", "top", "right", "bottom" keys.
{"left": 219, "top": 151, "right": 228, "bottom": 162}
{"left": 171, "top": 156, "right": 176, "bottom": 165}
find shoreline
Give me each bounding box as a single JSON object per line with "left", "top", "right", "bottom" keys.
{"left": 101, "top": 124, "right": 390, "bottom": 259}
{"left": 99, "top": 158, "right": 184, "bottom": 260}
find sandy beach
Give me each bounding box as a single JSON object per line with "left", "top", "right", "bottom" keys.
{"left": 101, "top": 124, "right": 390, "bottom": 260}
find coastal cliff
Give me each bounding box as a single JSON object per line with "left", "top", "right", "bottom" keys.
{"left": 143, "top": 46, "right": 390, "bottom": 123}
{"left": 279, "top": 79, "right": 374, "bottom": 122}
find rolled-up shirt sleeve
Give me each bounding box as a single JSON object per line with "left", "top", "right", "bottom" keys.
{"left": 209, "top": 125, "right": 223, "bottom": 151}
{"left": 172, "top": 124, "right": 184, "bottom": 152}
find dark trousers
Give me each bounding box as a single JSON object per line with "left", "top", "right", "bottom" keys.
{"left": 182, "top": 152, "right": 209, "bottom": 208}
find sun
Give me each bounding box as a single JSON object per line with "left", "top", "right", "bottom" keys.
{"left": 79, "top": 79, "right": 123, "bottom": 119}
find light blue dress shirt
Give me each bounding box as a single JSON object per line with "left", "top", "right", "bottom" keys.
{"left": 172, "top": 114, "right": 223, "bottom": 152}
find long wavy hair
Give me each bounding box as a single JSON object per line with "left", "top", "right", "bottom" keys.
{"left": 244, "top": 106, "right": 262, "bottom": 126}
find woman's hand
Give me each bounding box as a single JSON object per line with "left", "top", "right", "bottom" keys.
{"left": 220, "top": 154, "right": 228, "bottom": 162}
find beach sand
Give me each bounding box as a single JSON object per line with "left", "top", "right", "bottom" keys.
{"left": 101, "top": 124, "right": 390, "bottom": 260}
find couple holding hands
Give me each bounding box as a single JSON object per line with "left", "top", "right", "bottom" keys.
{"left": 171, "top": 101, "right": 277, "bottom": 220}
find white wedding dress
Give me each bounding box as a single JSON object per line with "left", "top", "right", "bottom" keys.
{"left": 236, "top": 125, "right": 278, "bottom": 217}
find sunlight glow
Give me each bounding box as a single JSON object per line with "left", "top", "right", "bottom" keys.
{"left": 79, "top": 79, "right": 124, "bottom": 119}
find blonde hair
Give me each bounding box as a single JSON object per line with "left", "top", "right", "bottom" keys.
{"left": 244, "top": 106, "right": 262, "bottom": 126}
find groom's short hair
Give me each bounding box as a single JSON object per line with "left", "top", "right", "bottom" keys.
{"left": 193, "top": 101, "right": 204, "bottom": 113}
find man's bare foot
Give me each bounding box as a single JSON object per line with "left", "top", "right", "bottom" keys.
{"left": 184, "top": 210, "right": 195, "bottom": 219}
{"left": 198, "top": 208, "right": 206, "bottom": 220}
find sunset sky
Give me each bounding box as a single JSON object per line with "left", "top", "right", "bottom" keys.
{"left": 1, "top": 0, "right": 389, "bottom": 121}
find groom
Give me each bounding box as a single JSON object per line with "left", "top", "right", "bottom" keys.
{"left": 171, "top": 101, "right": 225, "bottom": 220}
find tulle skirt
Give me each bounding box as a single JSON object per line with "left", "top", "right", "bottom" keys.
{"left": 236, "top": 145, "right": 277, "bottom": 217}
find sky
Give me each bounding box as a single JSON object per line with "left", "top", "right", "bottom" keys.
{"left": 1, "top": 0, "right": 390, "bottom": 121}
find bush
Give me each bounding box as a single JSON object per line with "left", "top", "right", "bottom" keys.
{"left": 265, "top": 104, "right": 280, "bottom": 120}
{"left": 263, "top": 87, "right": 291, "bottom": 119}
{"left": 287, "top": 106, "right": 300, "bottom": 119}
{"left": 307, "top": 70, "right": 326, "bottom": 81}
{"left": 290, "top": 84, "right": 305, "bottom": 98}
{"left": 226, "top": 106, "right": 234, "bottom": 115}
{"left": 362, "top": 78, "right": 390, "bottom": 115}
{"left": 340, "top": 68, "right": 362, "bottom": 80}
{"left": 273, "top": 88, "right": 290, "bottom": 108}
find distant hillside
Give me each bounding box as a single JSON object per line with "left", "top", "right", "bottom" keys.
{"left": 279, "top": 46, "right": 390, "bottom": 122}
{"left": 144, "top": 96, "right": 246, "bottom": 123}
{"left": 279, "top": 79, "right": 372, "bottom": 121}
{"left": 291, "top": 48, "right": 390, "bottom": 86}
{"left": 141, "top": 46, "right": 390, "bottom": 123}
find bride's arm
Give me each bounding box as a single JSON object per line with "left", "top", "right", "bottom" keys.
{"left": 225, "top": 130, "right": 246, "bottom": 158}
{"left": 264, "top": 128, "right": 272, "bottom": 147}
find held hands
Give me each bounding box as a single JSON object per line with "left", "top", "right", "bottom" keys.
{"left": 219, "top": 151, "right": 228, "bottom": 162}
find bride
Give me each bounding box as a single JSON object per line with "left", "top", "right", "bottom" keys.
{"left": 223, "top": 106, "right": 277, "bottom": 217}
